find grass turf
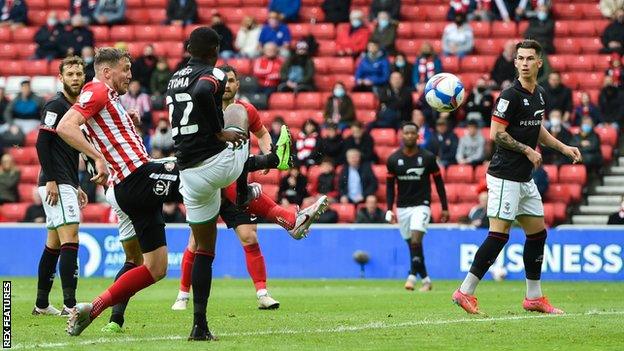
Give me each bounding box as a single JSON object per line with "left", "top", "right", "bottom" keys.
{"left": 4, "top": 278, "right": 624, "bottom": 350}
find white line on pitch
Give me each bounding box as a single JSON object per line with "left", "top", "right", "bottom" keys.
{"left": 11, "top": 310, "right": 624, "bottom": 350}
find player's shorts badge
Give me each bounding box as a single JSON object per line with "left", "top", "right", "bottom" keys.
{"left": 153, "top": 179, "right": 171, "bottom": 196}
{"left": 164, "top": 162, "right": 175, "bottom": 172}
{"left": 496, "top": 98, "right": 509, "bottom": 112}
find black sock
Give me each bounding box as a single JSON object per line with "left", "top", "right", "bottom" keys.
{"left": 524, "top": 229, "right": 547, "bottom": 280}
{"left": 59, "top": 242, "right": 79, "bottom": 308}
{"left": 409, "top": 241, "right": 428, "bottom": 279}
{"left": 36, "top": 246, "right": 60, "bottom": 309}
{"left": 109, "top": 261, "right": 137, "bottom": 327}
{"left": 469, "top": 231, "right": 509, "bottom": 279}
{"left": 236, "top": 164, "right": 250, "bottom": 206}
{"left": 246, "top": 154, "right": 278, "bottom": 172}
{"left": 192, "top": 250, "right": 215, "bottom": 327}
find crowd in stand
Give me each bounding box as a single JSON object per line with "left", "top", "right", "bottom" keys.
{"left": 0, "top": 0, "right": 623, "bottom": 224}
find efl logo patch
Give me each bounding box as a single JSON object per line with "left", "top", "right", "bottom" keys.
{"left": 78, "top": 91, "right": 93, "bottom": 108}
{"left": 496, "top": 98, "right": 509, "bottom": 112}
{"left": 44, "top": 111, "right": 57, "bottom": 127}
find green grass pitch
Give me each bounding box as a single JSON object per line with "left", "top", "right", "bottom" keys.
{"left": 4, "top": 278, "right": 624, "bottom": 350}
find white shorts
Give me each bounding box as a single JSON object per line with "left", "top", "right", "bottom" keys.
{"left": 486, "top": 173, "right": 544, "bottom": 222}
{"left": 397, "top": 205, "right": 431, "bottom": 240}
{"left": 179, "top": 142, "right": 249, "bottom": 224}
{"left": 38, "top": 184, "right": 80, "bottom": 230}
{"left": 105, "top": 186, "right": 136, "bottom": 242}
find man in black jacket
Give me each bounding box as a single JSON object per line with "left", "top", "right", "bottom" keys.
{"left": 35, "top": 12, "right": 65, "bottom": 60}
{"left": 543, "top": 72, "right": 573, "bottom": 123}
{"left": 318, "top": 123, "right": 342, "bottom": 163}
{"left": 61, "top": 15, "right": 94, "bottom": 57}
{"left": 339, "top": 149, "right": 378, "bottom": 204}
{"left": 355, "top": 195, "right": 385, "bottom": 223}
{"left": 371, "top": 71, "right": 412, "bottom": 130}
{"left": 211, "top": 12, "right": 235, "bottom": 59}
{"left": 341, "top": 121, "right": 378, "bottom": 164}
{"left": 166, "top": 0, "right": 197, "bottom": 25}
{"left": 321, "top": 0, "right": 350, "bottom": 23}
{"left": 432, "top": 118, "right": 458, "bottom": 167}
{"left": 602, "top": 9, "right": 624, "bottom": 55}
{"left": 542, "top": 110, "right": 573, "bottom": 165}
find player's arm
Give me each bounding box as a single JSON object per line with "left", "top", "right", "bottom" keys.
{"left": 36, "top": 127, "right": 62, "bottom": 206}
{"left": 253, "top": 126, "right": 272, "bottom": 154}
{"left": 433, "top": 173, "right": 449, "bottom": 222}
{"left": 195, "top": 77, "right": 246, "bottom": 145}
{"left": 491, "top": 119, "right": 542, "bottom": 169}
{"left": 385, "top": 173, "right": 396, "bottom": 223}
{"left": 538, "top": 125, "right": 582, "bottom": 164}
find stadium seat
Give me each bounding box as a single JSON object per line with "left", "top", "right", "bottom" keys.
{"left": 445, "top": 165, "right": 474, "bottom": 183}
{"left": 309, "top": 23, "right": 335, "bottom": 40}
{"left": 226, "top": 58, "right": 251, "bottom": 75}
{"left": 592, "top": 55, "right": 611, "bottom": 71}
{"left": 548, "top": 55, "right": 566, "bottom": 72}
{"left": 374, "top": 146, "right": 394, "bottom": 164}
{"left": 126, "top": 0, "right": 143, "bottom": 7}
{"left": 474, "top": 164, "right": 487, "bottom": 182}
{"left": 0, "top": 45, "right": 17, "bottom": 59}
{"left": 268, "top": 93, "right": 295, "bottom": 110}
{"left": 400, "top": 5, "right": 425, "bottom": 20}
{"left": 601, "top": 144, "right": 613, "bottom": 164}
{"left": 371, "top": 164, "right": 387, "bottom": 184}
{"left": 545, "top": 184, "right": 571, "bottom": 203}
{"left": 594, "top": 126, "right": 618, "bottom": 147}
{"left": 553, "top": 3, "right": 581, "bottom": 20}
{"left": 24, "top": 130, "right": 39, "bottom": 147}
{"left": 440, "top": 56, "right": 459, "bottom": 73}
{"left": 554, "top": 21, "right": 570, "bottom": 36}
{"left": 581, "top": 3, "right": 603, "bottom": 20}
{"left": 559, "top": 165, "right": 586, "bottom": 185}
{"left": 449, "top": 203, "right": 473, "bottom": 222}
{"left": 110, "top": 26, "right": 135, "bottom": 41}
{"left": 91, "top": 26, "right": 110, "bottom": 42}
{"left": 289, "top": 23, "right": 310, "bottom": 40}
{"left": 455, "top": 183, "right": 480, "bottom": 203}
{"left": 460, "top": 56, "right": 486, "bottom": 72}
{"left": 554, "top": 38, "right": 582, "bottom": 54}
{"left": 567, "top": 184, "right": 582, "bottom": 203}
{"left": 8, "top": 147, "right": 38, "bottom": 165}
{"left": 395, "top": 39, "right": 421, "bottom": 56}
{"left": 28, "top": 10, "right": 48, "bottom": 26}
{"left": 18, "top": 183, "right": 36, "bottom": 202}
{"left": 474, "top": 39, "right": 504, "bottom": 55}
{"left": 329, "top": 57, "right": 354, "bottom": 74}
{"left": 543, "top": 165, "right": 558, "bottom": 183}
{"left": 296, "top": 92, "right": 323, "bottom": 110}
{"left": 12, "top": 26, "right": 36, "bottom": 42}
{"left": 134, "top": 25, "right": 160, "bottom": 41}
{"left": 19, "top": 165, "right": 40, "bottom": 184}
{"left": 144, "top": 0, "right": 166, "bottom": 6}
{"left": 430, "top": 202, "right": 442, "bottom": 222}
{"left": 566, "top": 55, "right": 593, "bottom": 71}
{"left": 351, "top": 93, "right": 378, "bottom": 110}
{"left": 423, "top": 5, "right": 447, "bottom": 21}
{"left": 330, "top": 203, "right": 355, "bottom": 223}
{"left": 147, "top": 8, "right": 167, "bottom": 24}
{"left": 397, "top": 22, "right": 412, "bottom": 38}
{"left": 412, "top": 22, "right": 445, "bottom": 39}
{"left": 23, "top": 60, "right": 49, "bottom": 76}
{"left": 0, "top": 27, "right": 10, "bottom": 42}
{"left": 470, "top": 21, "right": 490, "bottom": 38}
{"left": 82, "top": 204, "right": 111, "bottom": 223}
{"left": 0, "top": 203, "right": 30, "bottom": 222}
{"left": 560, "top": 72, "right": 578, "bottom": 89}
{"left": 217, "top": 0, "right": 240, "bottom": 5}
{"left": 318, "top": 40, "right": 337, "bottom": 56}
{"left": 126, "top": 9, "right": 150, "bottom": 24}
{"left": 160, "top": 25, "right": 184, "bottom": 41}
{"left": 356, "top": 109, "right": 377, "bottom": 124}
{"left": 569, "top": 21, "right": 595, "bottom": 37}
{"left": 312, "top": 57, "right": 329, "bottom": 74}
{"left": 594, "top": 20, "right": 610, "bottom": 36}
{"left": 553, "top": 202, "right": 567, "bottom": 222}
{"left": 517, "top": 20, "right": 528, "bottom": 34}
{"left": 579, "top": 38, "right": 603, "bottom": 54}
{"left": 578, "top": 72, "right": 604, "bottom": 90}
{"left": 370, "top": 129, "right": 397, "bottom": 146}
{"left": 16, "top": 43, "right": 36, "bottom": 59}
{"left": 491, "top": 22, "right": 516, "bottom": 37}
{"left": 541, "top": 203, "right": 556, "bottom": 227}
{"left": 299, "top": 6, "right": 325, "bottom": 22}
{"left": 250, "top": 169, "right": 280, "bottom": 185}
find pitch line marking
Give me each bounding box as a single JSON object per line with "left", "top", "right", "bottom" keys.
{"left": 11, "top": 310, "right": 624, "bottom": 349}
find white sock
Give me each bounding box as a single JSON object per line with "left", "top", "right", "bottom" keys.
{"left": 256, "top": 289, "right": 268, "bottom": 298}
{"left": 422, "top": 276, "right": 431, "bottom": 284}
{"left": 525, "top": 279, "right": 542, "bottom": 299}
{"left": 459, "top": 273, "right": 480, "bottom": 295}
{"left": 407, "top": 274, "right": 417, "bottom": 282}
{"left": 177, "top": 290, "right": 190, "bottom": 299}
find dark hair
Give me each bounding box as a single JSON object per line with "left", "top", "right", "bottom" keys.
{"left": 188, "top": 27, "right": 220, "bottom": 59}
{"left": 321, "top": 156, "right": 334, "bottom": 164}
{"left": 94, "top": 47, "right": 131, "bottom": 69}
{"left": 273, "top": 116, "right": 285, "bottom": 124}
{"left": 515, "top": 39, "right": 542, "bottom": 57}
{"left": 59, "top": 55, "right": 85, "bottom": 74}
{"left": 401, "top": 121, "right": 418, "bottom": 130}
{"left": 219, "top": 65, "right": 238, "bottom": 79}
{"left": 303, "top": 119, "right": 319, "bottom": 133}
{"left": 351, "top": 121, "right": 363, "bottom": 129}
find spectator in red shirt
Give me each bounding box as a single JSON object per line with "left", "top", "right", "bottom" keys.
{"left": 605, "top": 53, "right": 624, "bottom": 88}
{"left": 336, "top": 9, "right": 371, "bottom": 57}
{"left": 296, "top": 119, "right": 320, "bottom": 168}
{"left": 253, "top": 42, "right": 283, "bottom": 95}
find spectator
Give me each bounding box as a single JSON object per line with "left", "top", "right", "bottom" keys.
{"left": 464, "top": 76, "right": 494, "bottom": 127}
{"left": 339, "top": 149, "right": 378, "bottom": 204}
{"left": 537, "top": 52, "right": 552, "bottom": 87}
{"left": 0, "top": 124, "right": 25, "bottom": 147}
{"left": 120, "top": 80, "right": 152, "bottom": 131}
{"left": 600, "top": 0, "right": 624, "bottom": 19}
{"left": 62, "top": 14, "right": 94, "bottom": 57}
{"left": 391, "top": 52, "right": 413, "bottom": 87}
{"left": 259, "top": 11, "right": 291, "bottom": 54}
{"left": 321, "top": 0, "right": 350, "bottom": 24}
{"left": 598, "top": 75, "right": 624, "bottom": 127}
{"left": 131, "top": 44, "right": 157, "bottom": 92}
{"left": 34, "top": 12, "right": 65, "bottom": 60}
{"left": 318, "top": 123, "right": 343, "bottom": 163}
{"left": 150, "top": 118, "right": 174, "bottom": 156}
{"left": 456, "top": 120, "right": 485, "bottom": 165}
{"left": 354, "top": 41, "right": 391, "bottom": 92}
{"left": 315, "top": 157, "right": 339, "bottom": 200}
{"left": 573, "top": 92, "right": 601, "bottom": 127}
{"left": 412, "top": 42, "right": 443, "bottom": 92}
{"left": 0, "top": 88, "right": 9, "bottom": 126}
{"left": 607, "top": 196, "right": 624, "bottom": 224}
{"left": 82, "top": 46, "right": 95, "bottom": 82}
{"left": 605, "top": 53, "right": 624, "bottom": 88}
{"left": 0, "top": 0, "right": 27, "bottom": 28}
{"left": 269, "top": 116, "right": 285, "bottom": 144}
{"left": 601, "top": 8, "right": 624, "bottom": 55}
{"left": 470, "top": 0, "right": 509, "bottom": 22}
{"left": 571, "top": 116, "right": 603, "bottom": 174}
{"left": 166, "top": 0, "right": 196, "bottom": 26}
{"left": 491, "top": 40, "right": 516, "bottom": 90}
{"left": 0, "top": 154, "right": 19, "bottom": 204}
{"left": 341, "top": 121, "right": 378, "bottom": 164}
{"left": 296, "top": 119, "right": 320, "bottom": 167}
{"left": 468, "top": 191, "right": 489, "bottom": 229}
{"left": 515, "top": 0, "right": 551, "bottom": 20}
{"left": 93, "top": 0, "right": 125, "bottom": 25}
{"left": 22, "top": 187, "right": 45, "bottom": 223}
{"left": 523, "top": 4, "right": 554, "bottom": 54}
{"left": 323, "top": 82, "right": 355, "bottom": 130}
{"left": 369, "top": 0, "right": 400, "bottom": 21}
{"left": 150, "top": 57, "right": 171, "bottom": 97}
{"left": 317, "top": 207, "right": 339, "bottom": 223}
{"left": 447, "top": 0, "right": 474, "bottom": 21}
{"left": 432, "top": 118, "right": 458, "bottom": 167}
{"left": 532, "top": 164, "right": 549, "bottom": 197}
{"left": 235, "top": 16, "right": 262, "bottom": 58}
{"left": 371, "top": 71, "right": 412, "bottom": 130}
{"left": 253, "top": 42, "right": 283, "bottom": 95}
{"left": 355, "top": 195, "right": 385, "bottom": 223}
{"left": 412, "top": 109, "right": 436, "bottom": 152}
{"left": 70, "top": 0, "right": 97, "bottom": 23}
{"left": 442, "top": 12, "right": 474, "bottom": 57}
{"left": 162, "top": 202, "right": 185, "bottom": 223}
{"left": 211, "top": 12, "right": 235, "bottom": 59}
{"left": 269, "top": 0, "right": 300, "bottom": 22}
{"left": 336, "top": 9, "right": 371, "bottom": 57}
{"left": 542, "top": 110, "right": 572, "bottom": 165}
{"left": 370, "top": 11, "right": 397, "bottom": 55}
{"left": 277, "top": 41, "right": 315, "bottom": 93}
{"left": 543, "top": 72, "right": 573, "bottom": 124}
{"left": 279, "top": 167, "right": 308, "bottom": 206}
{"left": 3, "top": 80, "right": 45, "bottom": 134}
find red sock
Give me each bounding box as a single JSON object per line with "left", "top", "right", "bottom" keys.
{"left": 224, "top": 183, "right": 296, "bottom": 230}
{"left": 243, "top": 243, "right": 267, "bottom": 291}
{"left": 90, "top": 265, "right": 155, "bottom": 319}
{"left": 180, "top": 248, "right": 196, "bottom": 293}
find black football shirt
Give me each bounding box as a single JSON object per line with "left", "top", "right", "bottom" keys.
{"left": 387, "top": 148, "right": 440, "bottom": 208}
{"left": 488, "top": 79, "right": 546, "bottom": 182}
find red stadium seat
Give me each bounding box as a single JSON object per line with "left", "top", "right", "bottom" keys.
{"left": 581, "top": 3, "right": 603, "bottom": 20}
{"left": 456, "top": 184, "right": 480, "bottom": 203}
{"left": 517, "top": 20, "right": 529, "bottom": 34}
{"left": 375, "top": 146, "right": 394, "bottom": 164}
{"left": 578, "top": 72, "right": 604, "bottom": 90}
{"left": 351, "top": 92, "right": 378, "bottom": 110}
{"left": 226, "top": 58, "right": 251, "bottom": 75}
{"left": 328, "top": 57, "right": 354, "bottom": 74}
{"left": 0, "top": 203, "right": 30, "bottom": 222}
{"left": 16, "top": 43, "right": 36, "bottom": 58}
{"left": 440, "top": 56, "right": 459, "bottom": 73}
{"left": 299, "top": 6, "right": 325, "bottom": 22}
{"left": 8, "top": 147, "right": 38, "bottom": 165}
{"left": 165, "top": 41, "right": 185, "bottom": 59}
{"left": 309, "top": 23, "right": 335, "bottom": 40}
{"left": 543, "top": 165, "right": 558, "bottom": 183}
{"left": 569, "top": 21, "right": 595, "bottom": 37}
{"left": 554, "top": 21, "right": 570, "bottom": 36}
{"left": 110, "top": 26, "right": 135, "bottom": 41}
{"left": 27, "top": 0, "right": 47, "bottom": 9}
{"left": 296, "top": 92, "right": 323, "bottom": 110}
{"left": 18, "top": 183, "right": 36, "bottom": 202}
{"left": 144, "top": 0, "right": 166, "bottom": 6}
{"left": 395, "top": 39, "right": 421, "bottom": 56}
{"left": 491, "top": 22, "right": 516, "bottom": 38}
{"left": 126, "top": 9, "right": 150, "bottom": 24}
{"left": 446, "top": 165, "right": 474, "bottom": 183}
{"left": 474, "top": 164, "right": 487, "bottom": 182}
{"left": 28, "top": 10, "right": 48, "bottom": 26}
{"left": 134, "top": 25, "right": 159, "bottom": 41}
{"left": 554, "top": 38, "right": 582, "bottom": 54}
{"left": 545, "top": 184, "right": 571, "bottom": 203}
{"left": 269, "top": 93, "right": 295, "bottom": 110}
{"left": 147, "top": 8, "right": 167, "bottom": 24}
{"left": 449, "top": 203, "right": 473, "bottom": 222}
{"left": 372, "top": 164, "right": 387, "bottom": 184}
{"left": 548, "top": 55, "right": 566, "bottom": 72}
{"left": 250, "top": 169, "right": 280, "bottom": 185}
{"left": 594, "top": 126, "right": 618, "bottom": 147}
{"left": 423, "top": 5, "right": 447, "bottom": 21}
{"left": 601, "top": 144, "right": 613, "bottom": 163}
{"left": 12, "top": 27, "right": 36, "bottom": 42}
{"left": 24, "top": 130, "right": 39, "bottom": 147}
{"left": 552, "top": 3, "right": 581, "bottom": 20}
{"left": 559, "top": 165, "right": 587, "bottom": 185}
{"left": 0, "top": 44, "right": 17, "bottom": 59}
{"left": 126, "top": 0, "right": 143, "bottom": 7}
{"left": 312, "top": 57, "right": 329, "bottom": 74}
{"left": 23, "top": 60, "right": 49, "bottom": 76}
{"left": 470, "top": 21, "right": 490, "bottom": 38}
{"left": 580, "top": 38, "right": 603, "bottom": 54}
{"left": 317, "top": 40, "right": 337, "bottom": 56}
{"left": 473, "top": 39, "right": 502, "bottom": 55}
{"left": 592, "top": 55, "right": 611, "bottom": 71}
{"left": 397, "top": 22, "right": 412, "bottom": 38}
{"left": 560, "top": 72, "right": 579, "bottom": 89}
{"left": 356, "top": 109, "right": 377, "bottom": 124}
{"left": 91, "top": 26, "right": 110, "bottom": 42}
{"left": 594, "top": 20, "right": 610, "bottom": 35}
{"left": 553, "top": 202, "right": 567, "bottom": 222}
{"left": 370, "top": 129, "right": 397, "bottom": 146}
{"left": 82, "top": 204, "right": 111, "bottom": 223}
{"left": 412, "top": 22, "right": 444, "bottom": 39}
{"left": 0, "top": 60, "right": 23, "bottom": 75}
{"left": 288, "top": 23, "right": 310, "bottom": 40}
{"left": 330, "top": 203, "right": 355, "bottom": 223}
{"left": 567, "top": 184, "right": 582, "bottom": 203}
{"left": 0, "top": 27, "right": 10, "bottom": 42}
{"left": 19, "top": 165, "right": 40, "bottom": 184}
{"left": 160, "top": 25, "right": 184, "bottom": 41}
{"left": 217, "top": 0, "right": 240, "bottom": 6}
{"left": 460, "top": 56, "right": 486, "bottom": 72}
{"left": 566, "top": 55, "right": 593, "bottom": 71}
{"left": 542, "top": 203, "right": 556, "bottom": 227}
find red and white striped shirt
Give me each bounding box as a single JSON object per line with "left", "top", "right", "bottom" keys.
{"left": 73, "top": 79, "right": 149, "bottom": 184}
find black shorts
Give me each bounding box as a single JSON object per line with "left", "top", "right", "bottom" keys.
{"left": 114, "top": 161, "right": 180, "bottom": 253}
{"left": 219, "top": 197, "right": 257, "bottom": 229}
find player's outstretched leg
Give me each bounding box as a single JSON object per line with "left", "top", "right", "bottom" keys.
{"left": 101, "top": 261, "right": 138, "bottom": 333}
{"left": 172, "top": 235, "right": 195, "bottom": 310}
{"left": 188, "top": 223, "right": 218, "bottom": 341}
{"left": 33, "top": 233, "right": 61, "bottom": 316}
{"left": 521, "top": 229, "right": 563, "bottom": 314}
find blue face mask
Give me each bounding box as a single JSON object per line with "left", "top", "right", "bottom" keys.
{"left": 581, "top": 124, "right": 592, "bottom": 134}
{"left": 395, "top": 60, "right": 405, "bottom": 68}
{"left": 351, "top": 19, "right": 362, "bottom": 28}
{"left": 333, "top": 87, "right": 345, "bottom": 97}
{"left": 378, "top": 19, "right": 389, "bottom": 29}
{"left": 537, "top": 11, "right": 548, "bottom": 21}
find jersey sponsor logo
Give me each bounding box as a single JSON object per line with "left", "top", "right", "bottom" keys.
{"left": 533, "top": 109, "right": 545, "bottom": 118}
{"left": 44, "top": 111, "right": 57, "bottom": 127}
{"left": 398, "top": 167, "right": 425, "bottom": 180}
{"left": 153, "top": 179, "right": 172, "bottom": 196}
{"left": 78, "top": 91, "right": 93, "bottom": 108}
{"left": 523, "top": 98, "right": 529, "bottom": 106}
{"left": 519, "top": 119, "right": 542, "bottom": 126}
{"left": 164, "top": 162, "right": 176, "bottom": 172}
{"left": 149, "top": 173, "right": 178, "bottom": 182}
{"left": 398, "top": 159, "right": 404, "bottom": 166}
{"left": 496, "top": 98, "right": 509, "bottom": 112}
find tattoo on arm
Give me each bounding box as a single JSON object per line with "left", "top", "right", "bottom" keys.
{"left": 494, "top": 131, "right": 529, "bottom": 154}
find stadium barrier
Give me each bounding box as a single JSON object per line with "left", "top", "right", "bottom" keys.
{"left": 0, "top": 224, "right": 622, "bottom": 281}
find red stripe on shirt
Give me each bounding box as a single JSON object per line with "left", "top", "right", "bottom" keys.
{"left": 491, "top": 116, "right": 509, "bottom": 126}
{"left": 39, "top": 126, "right": 56, "bottom": 133}
{"left": 86, "top": 123, "right": 124, "bottom": 181}
{"left": 199, "top": 76, "right": 218, "bottom": 91}
{"left": 93, "top": 108, "right": 136, "bottom": 178}
{"left": 106, "top": 103, "right": 148, "bottom": 167}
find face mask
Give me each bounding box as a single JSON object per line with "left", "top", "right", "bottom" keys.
{"left": 333, "top": 87, "right": 345, "bottom": 97}
{"left": 84, "top": 57, "right": 93, "bottom": 64}
{"left": 581, "top": 124, "right": 592, "bottom": 133}
{"left": 351, "top": 19, "right": 362, "bottom": 28}
{"left": 378, "top": 19, "right": 389, "bottom": 29}
{"left": 47, "top": 19, "right": 58, "bottom": 26}
{"left": 537, "top": 11, "right": 548, "bottom": 21}
{"left": 395, "top": 60, "right": 405, "bottom": 68}
{"left": 550, "top": 118, "right": 561, "bottom": 128}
